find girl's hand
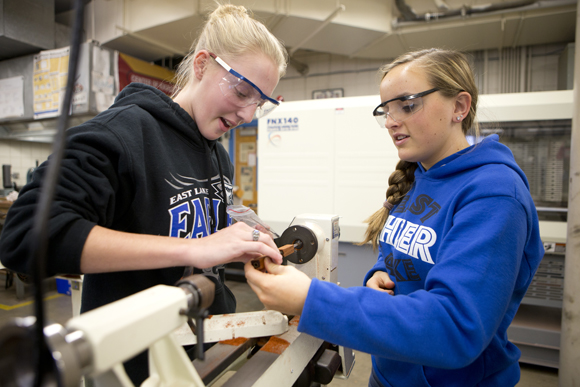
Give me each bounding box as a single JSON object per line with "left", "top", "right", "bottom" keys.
{"left": 366, "top": 271, "right": 395, "bottom": 295}
{"left": 191, "top": 222, "right": 283, "bottom": 268}
{"left": 80, "top": 222, "right": 282, "bottom": 273}
{"left": 244, "top": 258, "right": 311, "bottom": 316}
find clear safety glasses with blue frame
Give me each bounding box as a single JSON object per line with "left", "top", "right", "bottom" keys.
{"left": 209, "top": 53, "right": 280, "bottom": 119}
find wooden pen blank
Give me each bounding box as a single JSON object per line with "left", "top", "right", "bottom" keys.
{"left": 250, "top": 244, "right": 295, "bottom": 272}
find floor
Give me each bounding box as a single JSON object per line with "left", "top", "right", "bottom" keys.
{"left": 0, "top": 272, "right": 559, "bottom": 386}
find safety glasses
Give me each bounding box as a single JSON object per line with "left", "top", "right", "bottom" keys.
{"left": 209, "top": 53, "right": 280, "bottom": 119}
{"left": 372, "top": 88, "right": 439, "bottom": 127}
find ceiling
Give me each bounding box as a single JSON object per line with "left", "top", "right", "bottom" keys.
{"left": 1, "top": 0, "right": 577, "bottom": 68}
{"left": 92, "top": 0, "right": 577, "bottom": 66}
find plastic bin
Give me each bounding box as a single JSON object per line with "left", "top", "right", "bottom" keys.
{"left": 55, "top": 278, "right": 71, "bottom": 296}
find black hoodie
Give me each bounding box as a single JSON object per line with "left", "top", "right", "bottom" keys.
{"left": 0, "top": 83, "right": 236, "bottom": 383}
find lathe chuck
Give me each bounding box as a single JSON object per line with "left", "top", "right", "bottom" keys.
{"left": 278, "top": 225, "right": 318, "bottom": 264}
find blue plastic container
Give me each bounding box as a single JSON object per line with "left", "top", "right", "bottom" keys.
{"left": 55, "top": 278, "right": 71, "bottom": 296}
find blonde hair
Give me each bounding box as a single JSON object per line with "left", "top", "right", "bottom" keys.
{"left": 172, "top": 3, "right": 287, "bottom": 97}
{"left": 360, "top": 48, "right": 479, "bottom": 250}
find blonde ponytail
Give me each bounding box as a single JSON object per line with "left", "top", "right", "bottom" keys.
{"left": 173, "top": 2, "right": 287, "bottom": 97}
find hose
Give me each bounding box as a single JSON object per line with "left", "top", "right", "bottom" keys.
{"left": 30, "top": 0, "right": 86, "bottom": 385}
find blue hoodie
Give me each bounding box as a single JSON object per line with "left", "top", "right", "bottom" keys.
{"left": 298, "top": 135, "right": 544, "bottom": 387}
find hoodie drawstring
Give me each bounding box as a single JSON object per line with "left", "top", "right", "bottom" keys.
{"left": 203, "top": 139, "right": 229, "bottom": 235}
{"left": 215, "top": 149, "right": 229, "bottom": 217}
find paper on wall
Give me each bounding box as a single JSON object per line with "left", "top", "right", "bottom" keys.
{"left": 0, "top": 76, "right": 24, "bottom": 119}
{"left": 33, "top": 47, "right": 70, "bottom": 119}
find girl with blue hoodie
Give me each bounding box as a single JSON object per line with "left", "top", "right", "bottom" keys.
{"left": 245, "top": 48, "right": 544, "bottom": 387}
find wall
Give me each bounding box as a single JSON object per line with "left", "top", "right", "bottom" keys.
{"left": 273, "top": 43, "right": 571, "bottom": 101}
{"left": 0, "top": 141, "right": 52, "bottom": 190}
{"left": 473, "top": 44, "right": 567, "bottom": 94}
{"left": 0, "top": 43, "right": 570, "bottom": 191}
{"left": 275, "top": 52, "right": 385, "bottom": 101}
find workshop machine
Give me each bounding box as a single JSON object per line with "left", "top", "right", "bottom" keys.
{"left": 0, "top": 214, "right": 354, "bottom": 387}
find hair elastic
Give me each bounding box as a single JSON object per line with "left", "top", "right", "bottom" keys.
{"left": 383, "top": 201, "right": 394, "bottom": 210}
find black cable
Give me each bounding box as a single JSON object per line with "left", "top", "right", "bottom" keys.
{"left": 30, "top": 0, "right": 85, "bottom": 385}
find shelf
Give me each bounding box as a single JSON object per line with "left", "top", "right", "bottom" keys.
{"left": 509, "top": 304, "right": 561, "bottom": 368}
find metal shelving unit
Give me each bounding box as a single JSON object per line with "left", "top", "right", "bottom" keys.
{"left": 489, "top": 119, "right": 571, "bottom": 369}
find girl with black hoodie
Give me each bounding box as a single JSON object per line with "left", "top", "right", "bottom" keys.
{"left": 0, "top": 3, "right": 287, "bottom": 384}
